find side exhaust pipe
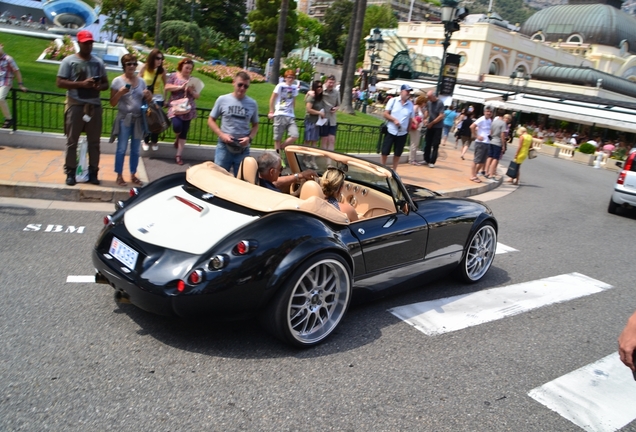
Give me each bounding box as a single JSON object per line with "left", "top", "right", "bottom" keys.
{"left": 95, "top": 272, "right": 109, "bottom": 284}
{"left": 114, "top": 290, "right": 131, "bottom": 304}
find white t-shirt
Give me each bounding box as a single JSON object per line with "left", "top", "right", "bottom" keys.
{"left": 473, "top": 116, "right": 492, "bottom": 143}
{"left": 272, "top": 83, "right": 298, "bottom": 117}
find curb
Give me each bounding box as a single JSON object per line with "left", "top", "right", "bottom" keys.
{"left": 0, "top": 180, "right": 131, "bottom": 203}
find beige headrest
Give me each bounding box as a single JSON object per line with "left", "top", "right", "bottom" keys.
{"left": 237, "top": 156, "right": 259, "bottom": 185}
{"left": 299, "top": 180, "right": 325, "bottom": 200}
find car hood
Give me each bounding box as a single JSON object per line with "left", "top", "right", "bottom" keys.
{"left": 124, "top": 186, "right": 258, "bottom": 255}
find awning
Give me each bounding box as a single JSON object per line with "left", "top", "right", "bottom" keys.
{"left": 505, "top": 95, "right": 636, "bottom": 133}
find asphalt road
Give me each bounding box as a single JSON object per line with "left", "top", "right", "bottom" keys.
{"left": 1, "top": 152, "right": 635, "bottom": 431}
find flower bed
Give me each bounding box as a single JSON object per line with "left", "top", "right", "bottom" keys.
{"left": 198, "top": 65, "right": 266, "bottom": 83}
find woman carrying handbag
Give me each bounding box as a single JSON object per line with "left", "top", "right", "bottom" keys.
{"left": 507, "top": 127, "right": 533, "bottom": 185}
{"left": 139, "top": 49, "right": 167, "bottom": 151}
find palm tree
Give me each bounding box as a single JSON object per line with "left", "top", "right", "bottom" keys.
{"left": 340, "top": 0, "right": 366, "bottom": 114}
{"left": 270, "top": 0, "right": 291, "bottom": 84}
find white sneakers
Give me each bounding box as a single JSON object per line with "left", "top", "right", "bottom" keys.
{"left": 429, "top": 163, "right": 435, "bottom": 168}
{"left": 142, "top": 143, "right": 149, "bottom": 151}
{"left": 151, "top": 144, "right": 159, "bottom": 151}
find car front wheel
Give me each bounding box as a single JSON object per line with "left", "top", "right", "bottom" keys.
{"left": 457, "top": 221, "right": 497, "bottom": 283}
{"left": 262, "top": 253, "right": 352, "bottom": 348}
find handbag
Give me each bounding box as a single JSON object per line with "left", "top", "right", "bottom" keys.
{"left": 506, "top": 161, "right": 519, "bottom": 179}
{"left": 145, "top": 102, "right": 170, "bottom": 134}
{"left": 168, "top": 97, "right": 191, "bottom": 118}
{"left": 528, "top": 148, "right": 538, "bottom": 159}
{"left": 410, "top": 116, "right": 422, "bottom": 131}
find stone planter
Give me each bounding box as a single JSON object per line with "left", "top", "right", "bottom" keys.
{"left": 572, "top": 151, "right": 595, "bottom": 166}
{"left": 603, "top": 159, "right": 624, "bottom": 172}
{"left": 536, "top": 145, "right": 560, "bottom": 157}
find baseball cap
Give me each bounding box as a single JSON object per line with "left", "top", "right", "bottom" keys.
{"left": 284, "top": 69, "right": 295, "bottom": 78}
{"left": 400, "top": 84, "right": 413, "bottom": 92}
{"left": 77, "top": 30, "right": 94, "bottom": 43}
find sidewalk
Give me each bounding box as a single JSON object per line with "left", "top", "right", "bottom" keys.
{"left": 0, "top": 131, "right": 502, "bottom": 203}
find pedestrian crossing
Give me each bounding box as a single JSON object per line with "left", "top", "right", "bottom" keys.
{"left": 389, "top": 242, "right": 636, "bottom": 431}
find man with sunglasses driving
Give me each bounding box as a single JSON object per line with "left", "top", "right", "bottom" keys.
{"left": 208, "top": 71, "right": 259, "bottom": 176}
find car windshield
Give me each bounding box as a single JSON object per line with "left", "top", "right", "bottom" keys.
{"left": 294, "top": 153, "right": 392, "bottom": 195}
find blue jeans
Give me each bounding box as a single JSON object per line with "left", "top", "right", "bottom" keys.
{"left": 115, "top": 119, "right": 141, "bottom": 175}
{"left": 214, "top": 141, "right": 249, "bottom": 176}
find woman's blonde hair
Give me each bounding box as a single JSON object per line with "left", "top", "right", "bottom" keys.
{"left": 414, "top": 94, "right": 428, "bottom": 106}
{"left": 321, "top": 167, "right": 346, "bottom": 198}
{"left": 517, "top": 127, "right": 527, "bottom": 135}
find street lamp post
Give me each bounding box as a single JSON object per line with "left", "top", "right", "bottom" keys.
{"left": 308, "top": 52, "right": 318, "bottom": 80}
{"left": 435, "top": 0, "right": 467, "bottom": 96}
{"left": 365, "top": 28, "right": 383, "bottom": 90}
{"left": 114, "top": 10, "right": 134, "bottom": 43}
{"left": 239, "top": 26, "right": 256, "bottom": 70}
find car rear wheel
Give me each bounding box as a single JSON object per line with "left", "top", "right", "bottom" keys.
{"left": 262, "top": 253, "right": 351, "bottom": 348}
{"left": 457, "top": 221, "right": 497, "bottom": 283}
{"left": 608, "top": 199, "right": 618, "bottom": 214}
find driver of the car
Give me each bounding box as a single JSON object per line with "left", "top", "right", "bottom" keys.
{"left": 256, "top": 151, "right": 316, "bottom": 193}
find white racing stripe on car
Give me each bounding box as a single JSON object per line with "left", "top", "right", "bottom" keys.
{"left": 388, "top": 273, "right": 612, "bottom": 336}
{"left": 528, "top": 353, "right": 636, "bottom": 432}
{"left": 66, "top": 275, "right": 96, "bottom": 283}
{"left": 495, "top": 242, "right": 517, "bottom": 254}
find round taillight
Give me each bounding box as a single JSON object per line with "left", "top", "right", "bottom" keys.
{"left": 236, "top": 240, "right": 250, "bottom": 255}
{"left": 210, "top": 255, "right": 226, "bottom": 270}
{"left": 188, "top": 270, "right": 203, "bottom": 285}
{"left": 129, "top": 187, "right": 139, "bottom": 197}
{"left": 103, "top": 215, "right": 113, "bottom": 225}
{"left": 177, "top": 280, "right": 185, "bottom": 292}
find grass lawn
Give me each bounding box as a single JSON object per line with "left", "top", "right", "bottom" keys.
{"left": 2, "top": 32, "right": 382, "bottom": 127}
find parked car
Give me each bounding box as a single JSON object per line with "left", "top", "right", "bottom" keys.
{"left": 608, "top": 150, "right": 636, "bottom": 214}
{"left": 294, "top": 79, "right": 310, "bottom": 94}
{"left": 93, "top": 146, "right": 498, "bottom": 347}
{"left": 204, "top": 59, "right": 226, "bottom": 66}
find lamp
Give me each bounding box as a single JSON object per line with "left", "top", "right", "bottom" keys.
{"left": 239, "top": 25, "right": 256, "bottom": 70}
{"left": 365, "top": 28, "right": 383, "bottom": 90}
{"left": 436, "top": 0, "right": 467, "bottom": 95}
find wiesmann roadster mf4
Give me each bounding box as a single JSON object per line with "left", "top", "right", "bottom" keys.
{"left": 93, "top": 146, "right": 498, "bottom": 347}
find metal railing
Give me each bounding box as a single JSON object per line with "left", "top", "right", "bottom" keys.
{"left": 8, "top": 89, "right": 384, "bottom": 154}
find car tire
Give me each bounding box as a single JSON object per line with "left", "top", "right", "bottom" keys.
{"left": 261, "top": 253, "right": 352, "bottom": 348}
{"left": 608, "top": 199, "right": 619, "bottom": 214}
{"left": 456, "top": 221, "right": 497, "bottom": 284}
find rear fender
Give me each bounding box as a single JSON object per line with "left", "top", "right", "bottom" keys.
{"left": 263, "top": 236, "right": 352, "bottom": 304}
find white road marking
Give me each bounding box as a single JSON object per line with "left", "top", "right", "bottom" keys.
{"left": 495, "top": 242, "right": 517, "bottom": 254}
{"left": 66, "top": 275, "right": 96, "bottom": 283}
{"left": 529, "top": 353, "right": 636, "bottom": 432}
{"left": 388, "top": 273, "right": 612, "bottom": 336}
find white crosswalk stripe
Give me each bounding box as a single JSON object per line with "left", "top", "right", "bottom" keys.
{"left": 495, "top": 242, "right": 517, "bottom": 254}
{"left": 66, "top": 275, "right": 96, "bottom": 283}
{"left": 388, "top": 273, "right": 613, "bottom": 336}
{"left": 529, "top": 353, "right": 636, "bottom": 432}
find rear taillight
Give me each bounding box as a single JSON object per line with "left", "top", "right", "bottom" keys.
{"left": 129, "top": 187, "right": 139, "bottom": 197}
{"left": 103, "top": 215, "right": 114, "bottom": 226}
{"left": 617, "top": 172, "right": 626, "bottom": 185}
{"left": 177, "top": 280, "right": 186, "bottom": 292}
{"left": 233, "top": 240, "right": 257, "bottom": 255}
{"left": 624, "top": 155, "right": 634, "bottom": 172}
{"left": 188, "top": 270, "right": 203, "bottom": 285}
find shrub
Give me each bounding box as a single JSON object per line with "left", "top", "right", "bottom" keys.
{"left": 578, "top": 143, "right": 596, "bottom": 154}
{"left": 43, "top": 35, "right": 75, "bottom": 60}
{"left": 133, "top": 32, "right": 144, "bottom": 43}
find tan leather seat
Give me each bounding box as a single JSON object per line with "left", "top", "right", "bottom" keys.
{"left": 236, "top": 156, "right": 258, "bottom": 185}
{"left": 299, "top": 180, "right": 325, "bottom": 200}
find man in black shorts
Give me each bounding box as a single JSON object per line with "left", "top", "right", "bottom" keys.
{"left": 381, "top": 84, "right": 414, "bottom": 171}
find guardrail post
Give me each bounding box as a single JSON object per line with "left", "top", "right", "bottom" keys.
{"left": 11, "top": 88, "right": 17, "bottom": 132}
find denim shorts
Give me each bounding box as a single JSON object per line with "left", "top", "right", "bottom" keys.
{"left": 214, "top": 141, "right": 249, "bottom": 176}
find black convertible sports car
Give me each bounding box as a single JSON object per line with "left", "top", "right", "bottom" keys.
{"left": 93, "top": 146, "right": 497, "bottom": 347}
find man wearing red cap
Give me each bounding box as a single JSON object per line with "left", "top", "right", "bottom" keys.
{"left": 56, "top": 30, "right": 109, "bottom": 186}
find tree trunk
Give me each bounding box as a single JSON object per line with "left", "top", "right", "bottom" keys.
{"left": 339, "top": 0, "right": 357, "bottom": 103}
{"left": 270, "top": 0, "right": 290, "bottom": 84}
{"left": 154, "top": 0, "right": 163, "bottom": 48}
{"left": 340, "top": 0, "right": 366, "bottom": 114}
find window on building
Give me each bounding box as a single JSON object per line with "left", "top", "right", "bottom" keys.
{"left": 567, "top": 34, "right": 582, "bottom": 44}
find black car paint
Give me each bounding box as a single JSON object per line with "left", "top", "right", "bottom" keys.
{"left": 94, "top": 178, "right": 496, "bottom": 320}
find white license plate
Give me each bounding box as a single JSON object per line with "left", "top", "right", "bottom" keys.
{"left": 109, "top": 237, "right": 138, "bottom": 270}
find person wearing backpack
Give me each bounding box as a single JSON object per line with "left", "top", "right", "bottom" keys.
{"left": 139, "top": 49, "right": 167, "bottom": 151}
{"left": 109, "top": 54, "right": 152, "bottom": 186}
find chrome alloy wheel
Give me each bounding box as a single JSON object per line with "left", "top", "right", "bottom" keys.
{"left": 286, "top": 258, "right": 351, "bottom": 345}
{"left": 464, "top": 223, "right": 497, "bottom": 282}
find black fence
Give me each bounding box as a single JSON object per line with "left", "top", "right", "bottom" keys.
{"left": 8, "top": 89, "right": 384, "bottom": 154}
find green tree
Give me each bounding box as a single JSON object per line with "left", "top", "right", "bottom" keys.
{"left": 296, "top": 12, "right": 323, "bottom": 58}
{"left": 322, "top": 0, "right": 354, "bottom": 63}
{"left": 248, "top": 0, "right": 299, "bottom": 68}
{"left": 160, "top": 20, "right": 201, "bottom": 52}
{"left": 358, "top": 5, "right": 398, "bottom": 62}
